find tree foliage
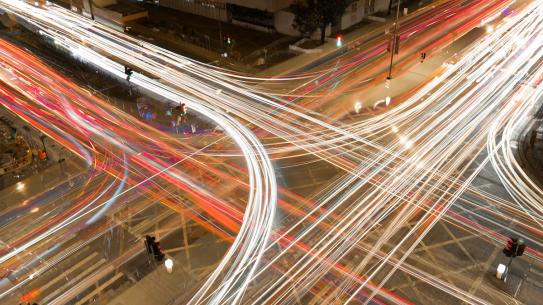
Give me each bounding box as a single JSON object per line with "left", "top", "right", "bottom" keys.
{"left": 291, "top": 0, "right": 353, "bottom": 44}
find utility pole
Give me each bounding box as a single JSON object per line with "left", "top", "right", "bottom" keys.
{"left": 218, "top": 19, "right": 223, "bottom": 55}
{"left": 387, "top": 0, "right": 401, "bottom": 80}
{"left": 86, "top": 0, "right": 95, "bottom": 20}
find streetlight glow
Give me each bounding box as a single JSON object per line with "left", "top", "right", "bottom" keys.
{"left": 354, "top": 101, "right": 362, "bottom": 113}
{"left": 16, "top": 182, "right": 25, "bottom": 191}
{"left": 165, "top": 258, "right": 174, "bottom": 273}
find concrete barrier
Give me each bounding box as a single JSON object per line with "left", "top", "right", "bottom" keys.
{"left": 289, "top": 39, "right": 323, "bottom": 54}
{"left": 366, "top": 15, "right": 387, "bottom": 23}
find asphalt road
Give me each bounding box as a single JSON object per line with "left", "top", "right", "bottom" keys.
{"left": 0, "top": 0, "right": 542, "bottom": 305}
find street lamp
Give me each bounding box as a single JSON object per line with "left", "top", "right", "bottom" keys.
{"left": 16, "top": 182, "right": 25, "bottom": 192}
{"left": 354, "top": 101, "right": 362, "bottom": 113}
{"left": 399, "top": 135, "right": 413, "bottom": 149}
{"left": 385, "top": 96, "right": 391, "bottom": 106}
{"left": 164, "top": 258, "right": 173, "bottom": 273}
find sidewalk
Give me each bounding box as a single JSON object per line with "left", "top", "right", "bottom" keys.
{"left": 259, "top": 0, "right": 449, "bottom": 77}
{"left": 518, "top": 117, "right": 543, "bottom": 189}
{"left": 0, "top": 157, "right": 86, "bottom": 213}
{"left": 490, "top": 252, "right": 543, "bottom": 304}
{"left": 108, "top": 234, "right": 229, "bottom": 305}
{"left": 324, "top": 27, "right": 486, "bottom": 120}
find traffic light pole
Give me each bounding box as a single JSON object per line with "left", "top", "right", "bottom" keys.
{"left": 218, "top": 20, "right": 223, "bottom": 55}
{"left": 507, "top": 256, "right": 514, "bottom": 269}
{"left": 88, "top": 0, "right": 95, "bottom": 20}
{"left": 387, "top": 0, "right": 401, "bottom": 80}
{"left": 501, "top": 237, "right": 526, "bottom": 281}
{"left": 503, "top": 255, "right": 516, "bottom": 281}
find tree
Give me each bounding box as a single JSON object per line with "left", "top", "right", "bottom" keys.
{"left": 292, "top": 0, "right": 352, "bottom": 45}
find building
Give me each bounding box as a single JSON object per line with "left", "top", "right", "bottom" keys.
{"left": 57, "top": 0, "right": 148, "bottom": 31}
{"left": 155, "top": 0, "right": 392, "bottom": 36}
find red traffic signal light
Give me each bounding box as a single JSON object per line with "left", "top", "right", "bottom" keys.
{"left": 145, "top": 235, "right": 165, "bottom": 262}
{"left": 223, "top": 35, "right": 231, "bottom": 45}
{"left": 503, "top": 237, "right": 523, "bottom": 257}
{"left": 503, "top": 237, "right": 515, "bottom": 257}
{"left": 506, "top": 238, "right": 513, "bottom": 250}
{"left": 174, "top": 103, "right": 187, "bottom": 116}
{"left": 152, "top": 242, "right": 164, "bottom": 261}
{"left": 336, "top": 35, "right": 343, "bottom": 47}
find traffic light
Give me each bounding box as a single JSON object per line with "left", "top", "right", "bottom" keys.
{"left": 336, "top": 35, "right": 343, "bottom": 48}
{"left": 499, "top": 237, "right": 527, "bottom": 281}
{"left": 145, "top": 235, "right": 153, "bottom": 253}
{"left": 516, "top": 238, "right": 526, "bottom": 256}
{"left": 503, "top": 237, "right": 519, "bottom": 257}
{"left": 180, "top": 103, "right": 187, "bottom": 115}
{"left": 152, "top": 241, "right": 165, "bottom": 262}
{"left": 173, "top": 103, "right": 187, "bottom": 117}
{"left": 145, "top": 235, "right": 165, "bottom": 262}
{"left": 223, "top": 35, "right": 231, "bottom": 46}
{"left": 124, "top": 66, "right": 133, "bottom": 81}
